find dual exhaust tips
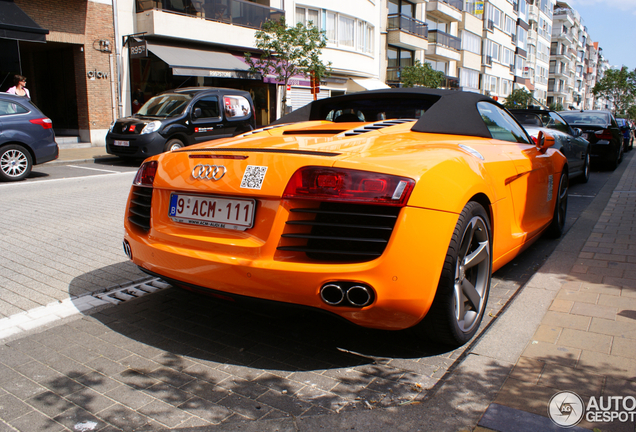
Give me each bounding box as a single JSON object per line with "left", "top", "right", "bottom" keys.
{"left": 320, "top": 283, "right": 374, "bottom": 308}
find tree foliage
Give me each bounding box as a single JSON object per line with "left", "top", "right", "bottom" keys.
{"left": 245, "top": 17, "right": 331, "bottom": 113}
{"left": 400, "top": 60, "right": 445, "bottom": 89}
{"left": 592, "top": 66, "right": 636, "bottom": 116}
{"left": 549, "top": 102, "right": 564, "bottom": 111}
{"left": 503, "top": 88, "right": 533, "bottom": 109}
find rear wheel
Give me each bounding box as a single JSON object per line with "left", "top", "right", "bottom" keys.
{"left": 164, "top": 138, "right": 184, "bottom": 152}
{"left": 545, "top": 171, "right": 568, "bottom": 238}
{"left": 580, "top": 151, "right": 590, "bottom": 183}
{"left": 419, "top": 201, "right": 492, "bottom": 347}
{"left": 0, "top": 144, "right": 32, "bottom": 182}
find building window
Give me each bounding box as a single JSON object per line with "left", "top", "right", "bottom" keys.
{"left": 387, "top": 45, "right": 414, "bottom": 82}
{"left": 389, "top": 0, "right": 416, "bottom": 18}
{"left": 504, "top": 15, "right": 515, "bottom": 35}
{"left": 296, "top": 6, "right": 320, "bottom": 28}
{"left": 484, "top": 39, "right": 501, "bottom": 63}
{"left": 325, "top": 11, "right": 374, "bottom": 54}
{"left": 460, "top": 68, "right": 480, "bottom": 89}
{"left": 461, "top": 30, "right": 481, "bottom": 54}
{"left": 486, "top": 4, "right": 502, "bottom": 29}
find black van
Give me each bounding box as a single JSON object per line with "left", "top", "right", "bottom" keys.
{"left": 106, "top": 87, "right": 255, "bottom": 159}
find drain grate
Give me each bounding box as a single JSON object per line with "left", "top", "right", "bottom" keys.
{"left": 93, "top": 278, "right": 172, "bottom": 305}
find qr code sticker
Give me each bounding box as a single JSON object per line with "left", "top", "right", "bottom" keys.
{"left": 240, "top": 165, "right": 268, "bottom": 190}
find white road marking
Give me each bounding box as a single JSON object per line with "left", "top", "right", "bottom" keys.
{"left": 569, "top": 194, "right": 596, "bottom": 198}
{"left": 66, "top": 165, "right": 122, "bottom": 173}
{"left": 0, "top": 171, "right": 136, "bottom": 187}
{"left": 0, "top": 278, "right": 168, "bottom": 341}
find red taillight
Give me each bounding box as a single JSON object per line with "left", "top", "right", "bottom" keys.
{"left": 282, "top": 167, "right": 415, "bottom": 207}
{"left": 30, "top": 118, "right": 53, "bottom": 129}
{"left": 595, "top": 129, "right": 613, "bottom": 140}
{"left": 531, "top": 135, "right": 538, "bottom": 145}
{"left": 133, "top": 161, "right": 158, "bottom": 186}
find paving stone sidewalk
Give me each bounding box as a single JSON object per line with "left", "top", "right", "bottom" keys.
{"left": 478, "top": 154, "right": 636, "bottom": 432}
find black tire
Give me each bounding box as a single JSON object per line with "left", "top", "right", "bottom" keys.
{"left": 545, "top": 171, "right": 568, "bottom": 238}
{"left": 608, "top": 144, "right": 622, "bottom": 171}
{"left": 418, "top": 201, "right": 492, "bottom": 347}
{"left": 164, "top": 138, "right": 184, "bottom": 152}
{"left": 579, "top": 151, "right": 590, "bottom": 183}
{"left": 0, "top": 144, "right": 33, "bottom": 182}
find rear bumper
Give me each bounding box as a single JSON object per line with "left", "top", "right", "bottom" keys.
{"left": 124, "top": 205, "right": 459, "bottom": 331}
{"left": 33, "top": 140, "right": 59, "bottom": 165}
{"left": 590, "top": 140, "right": 620, "bottom": 163}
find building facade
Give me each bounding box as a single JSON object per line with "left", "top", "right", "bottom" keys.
{"left": 1, "top": 0, "right": 117, "bottom": 145}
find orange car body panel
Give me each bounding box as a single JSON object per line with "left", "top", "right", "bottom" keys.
{"left": 124, "top": 120, "right": 566, "bottom": 330}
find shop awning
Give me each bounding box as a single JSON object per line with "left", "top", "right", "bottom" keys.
{"left": 347, "top": 78, "right": 390, "bottom": 92}
{"left": 147, "top": 43, "right": 259, "bottom": 79}
{"left": 0, "top": 0, "right": 48, "bottom": 42}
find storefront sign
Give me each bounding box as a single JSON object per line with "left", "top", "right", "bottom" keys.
{"left": 87, "top": 69, "right": 109, "bottom": 79}
{"left": 129, "top": 38, "right": 147, "bottom": 58}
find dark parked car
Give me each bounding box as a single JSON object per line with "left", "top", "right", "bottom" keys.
{"left": 106, "top": 87, "right": 256, "bottom": 159}
{"left": 0, "top": 93, "right": 58, "bottom": 182}
{"left": 616, "top": 118, "right": 634, "bottom": 151}
{"left": 510, "top": 108, "right": 591, "bottom": 182}
{"left": 558, "top": 110, "right": 623, "bottom": 170}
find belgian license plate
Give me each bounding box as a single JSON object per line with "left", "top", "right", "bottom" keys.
{"left": 114, "top": 140, "right": 129, "bottom": 147}
{"left": 169, "top": 193, "right": 255, "bottom": 231}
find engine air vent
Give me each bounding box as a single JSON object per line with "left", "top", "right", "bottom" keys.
{"left": 342, "top": 119, "right": 417, "bottom": 137}
{"left": 128, "top": 186, "right": 153, "bottom": 231}
{"left": 277, "top": 202, "right": 400, "bottom": 262}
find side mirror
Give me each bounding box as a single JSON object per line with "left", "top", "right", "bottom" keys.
{"left": 536, "top": 130, "right": 555, "bottom": 153}
{"left": 573, "top": 127, "right": 582, "bottom": 137}
{"left": 193, "top": 107, "right": 202, "bottom": 119}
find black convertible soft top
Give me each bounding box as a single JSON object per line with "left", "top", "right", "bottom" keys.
{"left": 273, "top": 88, "right": 502, "bottom": 139}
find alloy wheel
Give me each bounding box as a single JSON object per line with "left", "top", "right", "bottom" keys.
{"left": 0, "top": 149, "right": 29, "bottom": 178}
{"left": 453, "top": 216, "right": 490, "bottom": 333}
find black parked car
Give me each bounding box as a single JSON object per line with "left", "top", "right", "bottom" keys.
{"left": 0, "top": 93, "right": 58, "bottom": 181}
{"left": 106, "top": 87, "right": 256, "bottom": 159}
{"left": 558, "top": 110, "right": 623, "bottom": 170}
{"left": 510, "top": 108, "right": 591, "bottom": 182}
{"left": 616, "top": 118, "right": 634, "bottom": 151}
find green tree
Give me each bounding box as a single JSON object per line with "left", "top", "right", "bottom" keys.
{"left": 503, "top": 88, "right": 533, "bottom": 109}
{"left": 549, "top": 102, "right": 564, "bottom": 111}
{"left": 592, "top": 66, "right": 636, "bottom": 116}
{"left": 245, "top": 17, "right": 331, "bottom": 113}
{"left": 627, "top": 105, "right": 636, "bottom": 120}
{"left": 400, "top": 60, "right": 445, "bottom": 88}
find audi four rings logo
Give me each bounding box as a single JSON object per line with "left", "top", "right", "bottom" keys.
{"left": 191, "top": 164, "right": 227, "bottom": 180}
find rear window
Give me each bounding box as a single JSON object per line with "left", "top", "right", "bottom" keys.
{"left": 559, "top": 112, "right": 609, "bottom": 126}
{"left": 617, "top": 119, "right": 627, "bottom": 127}
{"left": 317, "top": 96, "right": 438, "bottom": 123}
{"left": 0, "top": 99, "right": 29, "bottom": 116}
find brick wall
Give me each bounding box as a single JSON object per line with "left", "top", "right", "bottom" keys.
{"left": 15, "top": 0, "right": 117, "bottom": 135}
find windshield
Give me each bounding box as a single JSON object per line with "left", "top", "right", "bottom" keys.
{"left": 137, "top": 93, "right": 192, "bottom": 117}
{"left": 559, "top": 112, "right": 609, "bottom": 126}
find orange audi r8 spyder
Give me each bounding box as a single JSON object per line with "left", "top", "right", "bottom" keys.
{"left": 123, "top": 89, "right": 568, "bottom": 346}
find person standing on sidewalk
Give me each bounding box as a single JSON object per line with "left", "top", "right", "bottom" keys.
{"left": 6, "top": 75, "right": 30, "bottom": 98}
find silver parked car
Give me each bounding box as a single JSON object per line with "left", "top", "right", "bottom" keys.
{"left": 0, "top": 93, "right": 58, "bottom": 181}
{"left": 511, "top": 108, "right": 591, "bottom": 182}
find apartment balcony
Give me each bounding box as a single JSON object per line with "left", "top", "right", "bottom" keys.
{"left": 528, "top": 5, "right": 538, "bottom": 23}
{"left": 135, "top": 0, "right": 283, "bottom": 46}
{"left": 553, "top": 32, "right": 573, "bottom": 44}
{"left": 426, "top": 30, "right": 461, "bottom": 61}
{"left": 552, "top": 69, "right": 569, "bottom": 79}
{"left": 387, "top": 14, "right": 428, "bottom": 51}
{"left": 426, "top": 0, "right": 462, "bottom": 22}
{"left": 553, "top": 7, "right": 575, "bottom": 26}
